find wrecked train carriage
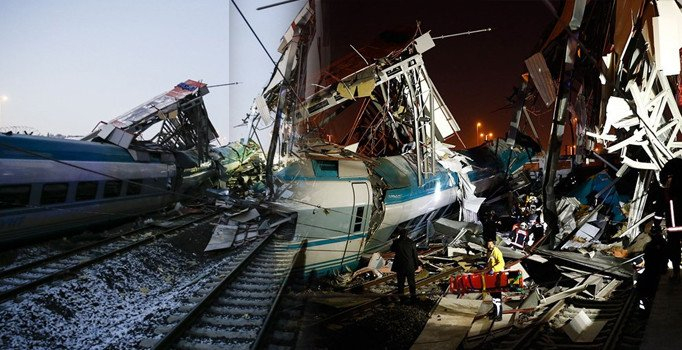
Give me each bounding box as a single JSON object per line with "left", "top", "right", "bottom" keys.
{"left": 271, "top": 151, "right": 461, "bottom": 275}
{"left": 244, "top": 2, "right": 479, "bottom": 276}
{"left": 0, "top": 80, "right": 219, "bottom": 245}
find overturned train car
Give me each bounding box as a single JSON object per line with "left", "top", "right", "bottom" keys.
{"left": 272, "top": 154, "right": 460, "bottom": 275}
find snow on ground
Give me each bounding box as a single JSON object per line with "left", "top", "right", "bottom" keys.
{"left": 0, "top": 232, "right": 257, "bottom": 349}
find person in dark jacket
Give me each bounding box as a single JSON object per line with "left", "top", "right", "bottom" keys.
{"left": 655, "top": 158, "right": 682, "bottom": 281}
{"left": 637, "top": 226, "right": 667, "bottom": 309}
{"left": 529, "top": 216, "right": 545, "bottom": 247}
{"left": 390, "top": 227, "right": 422, "bottom": 303}
{"left": 481, "top": 210, "right": 498, "bottom": 243}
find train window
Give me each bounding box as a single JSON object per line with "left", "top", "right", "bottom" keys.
{"left": 353, "top": 206, "right": 365, "bottom": 232}
{"left": 0, "top": 184, "right": 31, "bottom": 210}
{"left": 40, "top": 183, "right": 69, "bottom": 205}
{"left": 312, "top": 160, "right": 339, "bottom": 177}
{"left": 103, "top": 180, "right": 122, "bottom": 198}
{"left": 75, "top": 181, "right": 98, "bottom": 201}
{"left": 126, "top": 179, "right": 143, "bottom": 195}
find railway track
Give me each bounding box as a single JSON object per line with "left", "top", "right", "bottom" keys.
{"left": 143, "top": 231, "right": 297, "bottom": 349}
{"left": 468, "top": 282, "right": 641, "bottom": 349}
{"left": 311, "top": 266, "right": 457, "bottom": 327}
{"left": 0, "top": 211, "right": 218, "bottom": 303}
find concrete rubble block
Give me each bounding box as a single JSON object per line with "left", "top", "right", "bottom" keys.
{"left": 447, "top": 247, "right": 470, "bottom": 257}
{"left": 519, "top": 288, "right": 541, "bottom": 310}
{"left": 562, "top": 309, "right": 607, "bottom": 343}
{"left": 506, "top": 261, "right": 530, "bottom": 281}
{"left": 367, "top": 252, "right": 385, "bottom": 269}
{"left": 579, "top": 275, "right": 604, "bottom": 298}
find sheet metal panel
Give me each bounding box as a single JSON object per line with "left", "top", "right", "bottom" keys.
{"left": 525, "top": 52, "right": 557, "bottom": 106}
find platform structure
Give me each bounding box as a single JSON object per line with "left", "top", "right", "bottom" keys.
{"left": 640, "top": 274, "right": 682, "bottom": 349}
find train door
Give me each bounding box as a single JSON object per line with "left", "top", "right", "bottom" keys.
{"left": 340, "top": 182, "right": 370, "bottom": 267}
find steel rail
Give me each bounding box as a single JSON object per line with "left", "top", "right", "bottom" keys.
{"left": 0, "top": 212, "right": 197, "bottom": 279}
{"left": 307, "top": 267, "right": 457, "bottom": 329}
{"left": 0, "top": 211, "right": 218, "bottom": 303}
{"left": 252, "top": 248, "right": 300, "bottom": 349}
{"left": 603, "top": 287, "right": 637, "bottom": 350}
{"left": 151, "top": 233, "right": 277, "bottom": 349}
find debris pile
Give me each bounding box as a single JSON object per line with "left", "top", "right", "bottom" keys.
{"left": 211, "top": 139, "right": 267, "bottom": 197}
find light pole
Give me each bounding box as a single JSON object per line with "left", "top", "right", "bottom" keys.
{"left": 0, "top": 95, "right": 7, "bottom": 127}
{"left": 479, "top": 133, "right": 484, "bottom": 144}
{"left": 476, "top": 122, "right": 481, "bottom": 145}
{"left": 483, "top": 132, "right": 493, "bottom": 142}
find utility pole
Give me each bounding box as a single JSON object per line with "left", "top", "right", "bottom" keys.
{"left": 505, "top": 76, "right": 528, "bottom": 148}
{"left": 266, "top": 38, "right": 301, "bottom": 198}
{"left": 543, "top": 1, "right": 585, "bottom": 249}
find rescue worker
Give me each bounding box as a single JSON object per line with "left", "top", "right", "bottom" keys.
{"left": 655, "top": 158, "right": 682, "bottom": 281}
{"left": 481, "top": 210, "right": 498, "bottom": 243}
{"left": 510, "top": 222, "right": 529, "bottom": 249}
{"left": 486, "top": 238, "right": 505, "bottom": 320}
{"left": 390, "top": 227, "right": 423, "bottom": 304}
{"left": 530, "top": 216, "right": 545, "bottom": 246}
{"left": 637, "top": 225, "right": 667, "bottom": 309}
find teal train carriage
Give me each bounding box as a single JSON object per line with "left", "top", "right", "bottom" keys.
{"left": 273, "top": 154, "right": 460, "bottom": 276}
{"left": 0, "top": 133, "right": 178, "bottom": 245}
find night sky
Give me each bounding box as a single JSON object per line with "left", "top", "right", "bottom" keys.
{"left": 319, "top": 0, "right": 558, "bottom": 148}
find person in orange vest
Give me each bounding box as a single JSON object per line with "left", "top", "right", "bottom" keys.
{"left": 486, "top": 238, "right": 505, "bottom": 320}
{"left": 510, "top": 222, "right": 529, "bottom": 249}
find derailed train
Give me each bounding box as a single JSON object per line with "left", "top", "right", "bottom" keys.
{"left": 272, "top": 153, "right": 463, "bottom": 276}
{"left": 0, "top": 133, "right": 179, "bottom": 244}
{"left": 0, "top": 80, "right": 218, "bottom": 246}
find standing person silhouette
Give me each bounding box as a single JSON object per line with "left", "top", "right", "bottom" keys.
{"left": 390, "top": 227, "right": 422, "bottom": 304}
{"left": 481, "top": 210, "right": 498, "bottom": 243}
{"left": 655, "top": 158, "right": 682, "bottom": 281}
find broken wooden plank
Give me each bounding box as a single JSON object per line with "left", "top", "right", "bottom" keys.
{"left": 595, "top": 279, "right": 621, "bottom": 299}
{"left": 539, "top": 284, "right": 588, "bottom": 305}
{"left": 539, "top": 299, "right": 566, "bottom": 324}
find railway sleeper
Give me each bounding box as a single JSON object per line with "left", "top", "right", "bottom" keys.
{"left": 215, "top": 296, "right": 273, "bottom": 307}
{"left": 223, "top": 289, "right": 275, "bottom": 299}
{"left": 185, "top": 326, "right": 258, "bottom": 340}
{"left": 237, "top": 274, "right": 274, "bottom": 283}
{"left": 209, "top": 305, "right": 270, "bottom": 316}
{"left": 243, "top": 268, "right": 285, "bottom": 279}
{"left": 175, "top": 338, "right": 250, "bottom": 350}
{"left": 200, "top": 315, "right": 263, "bottom": 327}
{"left": 231, "top": 281, "right": 279, "bottom": 291}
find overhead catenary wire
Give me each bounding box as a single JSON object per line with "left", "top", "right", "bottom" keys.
{"left": 256, "top": 0, "right": 301, "bottom": 11}
{"left": 431, "top": 27, "right": 492, "bottom": 40}
{"left": 207, "top": 82, "right": 241, "bottom": 88}
{"left": 229, "top": 0, "right": 305, "bottom": 107}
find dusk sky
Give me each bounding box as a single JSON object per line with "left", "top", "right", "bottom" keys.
{"left": 1, "top": 0, "right": 557, "bottom": 147}
{"left": 0, "top": 0, "right": 298, "bottom": 143}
